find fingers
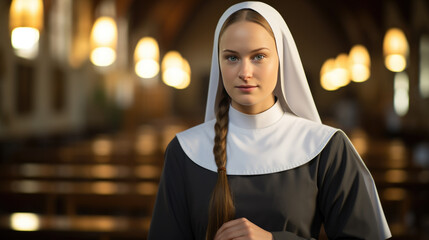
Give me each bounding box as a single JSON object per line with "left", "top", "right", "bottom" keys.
{"left": 215, "top": 218, "right": 248, "bottom": 240}
{"left": 214, "top": 218, "right": 272, "bottom": 240}
{"left": 217, "top": 218, "right": 249, "bottom": 234}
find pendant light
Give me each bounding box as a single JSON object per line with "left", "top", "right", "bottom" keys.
{"left": 349, "top": 45, "right": 371, "bottom": 82}
{"left": 134, "top": 37, "right": 160, "bottom": 79}
{"left": 9, "top": 0, "right": 44, "bottom": 59}
{"left": 162, "top": 51, "right": 191, "bottom": 89}
{"left": 90, "top": 16, "right": 117, "bottom": 67}
{"left": 334, "top": 53, "right": 351, "bottom": 87}
{"left": 383, "top": 28, "right": 409, "bottom": 72}
{"left": 320, "top": 58, "right": 339, "bottom": 91}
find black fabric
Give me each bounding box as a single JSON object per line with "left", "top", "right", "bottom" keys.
{"left": 148, "top": 132, "right": 382, "bottom": 239}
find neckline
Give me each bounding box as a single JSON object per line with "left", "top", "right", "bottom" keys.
{"left": 229, "top": 101, "right": 284, "bottom": 129}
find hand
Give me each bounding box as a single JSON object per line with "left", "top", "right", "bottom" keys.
{"left": 214, "top": 218, "right": 273, "bottom": 240}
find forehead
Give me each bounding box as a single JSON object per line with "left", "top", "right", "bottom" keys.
{"left": 219, "top": 21, "right": 276, "bottom": 51}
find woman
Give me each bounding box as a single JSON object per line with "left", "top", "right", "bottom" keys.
{"left": 148, "top": 2, "right": 391, "bottom": 240}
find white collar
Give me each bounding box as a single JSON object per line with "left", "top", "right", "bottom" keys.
{"left": 229, "top": 101, "right": 284, "bottom": 129}
{"left": 177, "top": 112, "right": 337, "bottom": 175}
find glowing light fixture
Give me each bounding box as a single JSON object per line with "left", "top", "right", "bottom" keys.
{"left": 393, "top": 72, "right": 409, "bottom": 116}
{"left": 320, "top": 54, "right": 350, "bottom": 91}
{"left": 9, "top": 0, "right": 44, "bottom": 59}
{"left": 349, "top": 45, "right": 371, "bottom": 82}
{"left": 383, "top": 28, "right": 409, "bottom": 72}
{"left": 134, "top": 37, "right": 160, "bottom": 79}
{"left": 162, "top": 51, "right": 191, "bottom": 89}
{"left": 334, "top": 53, "right": 351, "bottom": 87}
{"left": 90, "top": 17, "right": 117, "bottom": 67}
{"left": 176, "top": 58, "right": 191, "bottom": 89}
{"left": 10, "top": 212, "right": 40, "bottom": 231}
{"left": 320, "top": 58, "right": 339, "bottom": 91}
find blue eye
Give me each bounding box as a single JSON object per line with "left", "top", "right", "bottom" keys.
{"left": 227, "top": 56, "right": 238, "bottom": 62}
{"left": 253, "top": 54, "right": 265, "bottom": 61}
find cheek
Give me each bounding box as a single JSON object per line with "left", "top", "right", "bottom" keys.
{"left": 220, "top": 64, "right": 235, "bottom": 86}
{"left": 261, "top": 62, "right": 279, "bottom": 90}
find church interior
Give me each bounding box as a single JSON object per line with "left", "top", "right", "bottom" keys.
{"left": 0, "top": 0, "right": 429, "bottom": 239}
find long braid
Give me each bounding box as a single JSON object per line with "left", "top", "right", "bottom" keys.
{"left": 206, "top": 91, "right": 235, "bottom": 240}
{"left": 206, "top": 8, "right": 274, "bottom": 240}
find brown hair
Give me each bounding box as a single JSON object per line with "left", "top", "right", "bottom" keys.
{"left": 206, "top": 9, "right": 274, "bottom": 240}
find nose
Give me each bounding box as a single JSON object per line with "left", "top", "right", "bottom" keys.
{"left": 239, "top": 60, "right": 253, "bottom": 81}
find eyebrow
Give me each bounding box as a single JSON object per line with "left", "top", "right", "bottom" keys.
{"left": 222, "top": 47, "right": 270, "bottom": 53}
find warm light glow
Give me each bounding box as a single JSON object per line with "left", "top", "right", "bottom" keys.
{"left": 394, "top": 72, "right": 409, "bottom": 116}
{"left": 90, "top": 47, "right": 116, "bottom": 67}
{"left": 384, "top": 28, "right": 409, "bottom": 56}
{"left": 350, "top": 64, "right": 370, "bottom": 82}
{"left": 176, "top": 59, "right": 191, "bottom": 89}
{"left": 92, "top": 181, "right": 117, "bottom": 195}
{"left": 9, "top": 0, "right": 44, "bottom": 30}
{"left": 91, "top": 165, "right": 117, "bottom": 178}
{"left": 90, "top": 17, "right": 117, "bottom": 67}
{"left": 135, "top": 59, "right": 159, "bottom": 78}
{"left": 320, "top": 58, "right": 339, "bottom": 91}
{"left": 73, "top": 216, "right": 115, "bottom": 231}
{"left": 134, "top": 37, "right": 159, "bottom": 60}
{"left": 334, "top": 53, "right": 350, "bottom": 87}
{"left": 135, "top": 133, "right": 157, "bottom": 155}
{"left": 9, "top": 0, "right": 44, "bottom": 59}
{"left": 389, "top": 140, "right": 406, "bottom": 162}
{"left": 92, "top": 17, "right": 117, "bottom": 47}
{"left": 134, "top": 37, "right": 160, "bottom": 78}
{"left": 162, "top": 51, "right": 191, "bottom": 89}
{"left": 320, "top": 54, "right": 353, "bottom": 91}
{"left": 383, "top": 28, "right": 409, "bottom": 72}
{"left": 321, "top": 55, "right": 351, "bottom": 91}
{"left": 385, "top": 54, "right": 407, "bottom": 72}
{"left": 92, "top": 138, "right": 112, "bottom": 156}
{"left": 162, "top": 51, "right": 182, "bottom": 70}
{"left": 349, "top": 45, "right": 371, "bottom": 82}
{"left": 163, "top": 68, "right": 184, "bottom": 87}
{"left": 350, "top": 129, "right": 369, "bottom": 156}
{"left": 11, "top": 213, "right": 40, "bottom": 231}
{"left": 11, "top": 27, "right": 39, "bottom": 50}
{"left": 11, "top": 27, "right": 39, "bottom": 59}
{"left": 385, "top": 170, "right": 407, "bottom": 183}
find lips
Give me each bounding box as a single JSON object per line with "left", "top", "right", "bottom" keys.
{"left": 236, "top": 85, "right": 257, "bottom": 92}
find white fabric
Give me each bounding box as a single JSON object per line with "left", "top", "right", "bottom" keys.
{"left": 204, "top": 1, "right": 320, "bottom": 123}
{"left": 178, "top": 101, "right": 337, "bottom": 175}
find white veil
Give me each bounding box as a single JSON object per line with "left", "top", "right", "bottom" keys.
{"left": 204, "top": 1, "right": 321, "bottom": 123}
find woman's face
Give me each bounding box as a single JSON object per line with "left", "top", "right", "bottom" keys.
{"left": 219, "top": 20, "right": 279, "bottom": 114}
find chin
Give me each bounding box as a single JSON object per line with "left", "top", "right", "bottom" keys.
{"left": 232, "top": 96, "right": 258, "bottom": 107}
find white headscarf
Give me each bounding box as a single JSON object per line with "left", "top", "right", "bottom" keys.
{"left": 204, "top": 1, "right": 321, "bottom": 123}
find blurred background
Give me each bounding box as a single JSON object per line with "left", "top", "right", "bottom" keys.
{"left": 0, "top": 0, "right": 428, "bottom": 239}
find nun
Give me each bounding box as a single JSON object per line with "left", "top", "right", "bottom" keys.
{"left": 148, "top": 1, "right": 392, "bottom": 240}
